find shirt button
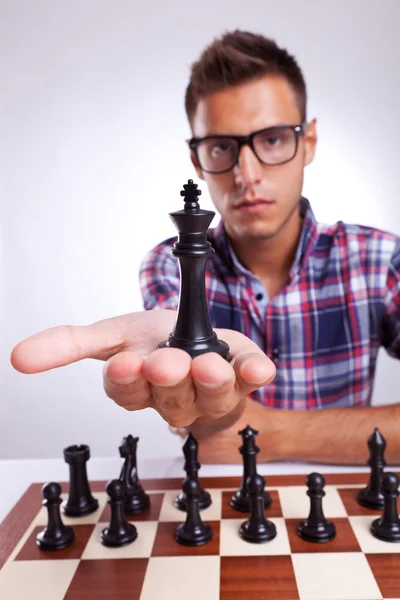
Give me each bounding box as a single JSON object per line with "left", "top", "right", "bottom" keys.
{"left": 255, "top": 292, "right": 263, "bottom": 301}
{"left": 272, "top": 348, "right": 280, "bottom": 360}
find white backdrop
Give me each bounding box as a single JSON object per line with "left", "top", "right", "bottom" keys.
{"left": 1, "top": 0, "right": 399, "bottom": 460}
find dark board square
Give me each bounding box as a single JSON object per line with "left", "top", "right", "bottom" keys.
{"left": 286, "top": 517, "right": 361, "bottom": 553}
{"left": 366, "top": 553, "right": 400, "bottom": 598}
{"left": 338, "top": 488, "right": 385, "bottom": 516}
{"left": 151, "top": 521, "right": 220, "bottom": 557}
{"left": 16, "top": 524, "right": 95, "bottom": 561}
{"left": 221, "top": 489, "right": 282, "bottom": 519}
{"left": 65, "top": 558, "right": 148, "bottom": 599}
{"left": 99, "top": 492, "right": 163, "bottom": 523}
{"left": 220, "top": 555, "right": 299, "bottom": 600}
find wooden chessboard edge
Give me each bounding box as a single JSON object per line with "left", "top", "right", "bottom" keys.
{"left": 0, "top": 482, "right": 42, "bottom": 570}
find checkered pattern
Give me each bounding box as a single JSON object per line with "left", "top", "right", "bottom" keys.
{"left": 139, "top": 197, "right": 400, "bottom": 409}
{"left": 1, "top": 478, "right": 400, "bottom": 599}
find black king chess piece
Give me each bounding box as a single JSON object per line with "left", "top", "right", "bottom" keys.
{"left": 175, "top": 433, "right": 211, "bottom": 511}
{"left": 297, "top": 473, "right": 336, "bottom": 543}
{"left": 239, "top": 474, "right": 277, "bottom": 543}
{"left": 157, "top": 179, "right": 231, "bottom": 360}
{"left": 119, "top": 434, "right": 150, "bottom": 515}
{"left": 63, "top": 444, "right": 99, "bottom": 516}
{"left": 358, "top": 427, "right": 386, "bottom": 510}
{"left": 230, "top": 426, "right": 272, "bottom": 512}
{"left": 101, "top": 480, "right": 138, "bottom": 547}
{"left": 370, "top": 472, "right": 400, "bottom": 542}
{"left": 36, "top": 482, "right": 75, "bottom": 551}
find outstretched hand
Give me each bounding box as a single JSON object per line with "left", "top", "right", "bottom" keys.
{"left": 10, "top": 310, "right": 276, "bottom": 428}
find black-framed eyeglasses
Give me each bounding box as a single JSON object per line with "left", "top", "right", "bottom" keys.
{"left": 188, "top": 123, "right": 307, "bottom": 174}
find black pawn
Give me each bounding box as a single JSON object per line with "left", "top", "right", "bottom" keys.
{"left": 101, "top": 480, "right": 138, "bottom": 547}
{"left": 358, "top": 428, "right": 386, "bottom": 510}
{"left": 230, "top": 425, "right": 271, "bottom": 512}
{"left": 239, "top": 474, "right": 277, "bottom": 543}
{"left": 175, "top": 477, "right": 212, "bottom": 546}
{"left": 175, "top": 433, "right": 211, "bottom": 511}
{"left": 370, "top": 472, "right": 400, "bottom": 542}
{"left": 119, "top": 434, "right": 150, "bottom": 515}
{"left": 157, "top": 179, "right": 231, "bottom": 360}
{"left": 36, "top": 482, "right": 75, "bottom": 551}
{"left": 63, "top": 444, "right": 99, "bottom": 516}
{"left": 297, "top": 473, "right": 336, "bottom": 543}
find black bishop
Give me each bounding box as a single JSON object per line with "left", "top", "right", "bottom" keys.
{"left": 175, "top": 433, "right": 211, "bottom": 511}
{"left": 358, "top": 428, "right": 386, "bottom": 510}
{"left": 230, "top": 425, "right": 271, "bottom": 512}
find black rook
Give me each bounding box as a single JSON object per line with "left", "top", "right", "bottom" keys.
{"left": 63, "top": 444, "right": 99, "bottom": 516}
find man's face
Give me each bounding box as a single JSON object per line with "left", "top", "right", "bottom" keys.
{"left": 189, "top": 75, "right": 317, "bottom": 243}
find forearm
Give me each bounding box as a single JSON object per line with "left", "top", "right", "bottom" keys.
{"left": 269, "top": 403, "right": 400, "bottom": 465}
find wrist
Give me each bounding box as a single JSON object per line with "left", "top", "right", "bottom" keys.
{"left": 259, "top": 408, "right": 304, "bottom": 462}
{"left": 188, "top": 398, "right": 246, "bottom": 438}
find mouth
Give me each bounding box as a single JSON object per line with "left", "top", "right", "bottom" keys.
{"left": 234, "top": 198, "right": 276, "bottom": 214}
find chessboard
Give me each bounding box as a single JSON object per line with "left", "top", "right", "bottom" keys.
{"left": 1, "top": 471, "right": 400, "bottom": 600}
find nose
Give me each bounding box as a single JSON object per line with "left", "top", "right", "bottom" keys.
{"left": 233, "top": 145, "right": 263, "bottom": 189}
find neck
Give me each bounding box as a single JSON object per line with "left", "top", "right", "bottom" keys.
{"left": 229, "top": 205, "right": 303, "bottom": 283}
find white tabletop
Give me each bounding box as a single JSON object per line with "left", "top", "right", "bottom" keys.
{"left": 0, "top": 456, "right": 380, "bottom": 524}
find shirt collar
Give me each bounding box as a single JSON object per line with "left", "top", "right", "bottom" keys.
{"left": 212, "top": 197, "right": 318, "bottom": 281}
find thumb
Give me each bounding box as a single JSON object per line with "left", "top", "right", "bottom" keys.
{"left": 232, "top": 351, "right": 276, "bottom": 396}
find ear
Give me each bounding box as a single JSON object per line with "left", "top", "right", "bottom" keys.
{"left": 303, "top": 118, "right": 317, "bottom": 166}
{"left": 189, "top": 148, "right": 205, "bottom": 181}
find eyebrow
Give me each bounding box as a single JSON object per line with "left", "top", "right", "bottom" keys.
{"left": 192, "top": 123, "right": 297, "bottom": 139}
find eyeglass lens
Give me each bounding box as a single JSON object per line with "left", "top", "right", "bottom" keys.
{"left": 196, "top": 126, "right": 298, "bottom": 172}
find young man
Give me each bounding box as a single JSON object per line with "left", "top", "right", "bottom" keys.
{"left": 11, "top": 31, "right": 400, "bottom": 465}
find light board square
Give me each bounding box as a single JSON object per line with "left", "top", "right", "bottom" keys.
{"left": 278, "top": 485, "right": 348, "bottom": 519}
{"left": 292, "top": 552, "right": 382, "bottom": 599}
{"left": 82, "top": 521, "right": 158, "bottom": 559}
{"left": 0, "top": 559, "right": 79, "bottom": 600}
{"left": 140, "top": 556, "right": 220, "bottom": 600}
{"left": 350, "top": 515, "right": 400, "bottom": 554}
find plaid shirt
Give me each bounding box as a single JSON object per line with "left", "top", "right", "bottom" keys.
{"left": 139, "top": 198, "right": 400, "bottom": 409}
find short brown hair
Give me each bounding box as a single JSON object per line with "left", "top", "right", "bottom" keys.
{"left": 185, "top": 30, "right": 307, "bottom": 128}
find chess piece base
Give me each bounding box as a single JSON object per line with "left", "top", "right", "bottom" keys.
{"left": 175, "top": 522, "right": 213, "bottom": 546}
{"left": 230, "top": 489, "right": 272, "bottom": 512}
{"left": 175, "top": 489, "right": 211, "bottom": 511}
{"left": 239, "top": 519, "right": 277, "bottom": 544}
{"left": 357, "top": 488, "right": 384, "bottom": 510}
{"left": 101, "top": 523, "right": 138, "bottom": 547}
{"left": 371, "top": 518, "right": 400, "bottom": 542}
{"left": 124, "top": 491, "right": 150, "bottom": 515}
{"left": 297, "top": 519, "right": 336, "bottom": 543}
{"left": 158, "top": 334, "right": 231, "bottom": 361}
{"left": 63, "top": 496, "right": 99, "bottom": 517}
{"left": 36, "top": 526, "right": 75, "bottom": 551}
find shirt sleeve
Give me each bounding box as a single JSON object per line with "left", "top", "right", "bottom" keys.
{"left": 381, "top": 239, "right": 400, "bottom": 359}
{"left": 139, "top": 241, "right": 180, "bottom": 310}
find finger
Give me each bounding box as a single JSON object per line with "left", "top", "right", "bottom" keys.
{"left": 103, "top": 351, "right": 152, "bottom": 411}
{"left": 232, "top": 351, "right": 276, "bottom": 397}
{"left": 142, "top": 348, "right": 200, "bottom": 427}
{"left": 10, "top": 319, "right": 127, "bottom": 374}
{"left": 191, "top": 352, "right": 237, "bottom": 418}
{"left": 9, "top": 309, "right": 176, "bottom": 374}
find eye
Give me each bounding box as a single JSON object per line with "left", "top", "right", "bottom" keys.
{"left": 210, "top": 142, "right": 233, "bottom": 156}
